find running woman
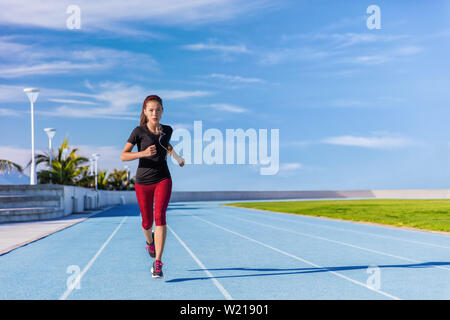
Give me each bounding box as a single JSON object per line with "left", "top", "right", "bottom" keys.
{"left": 121, "top": 94, "right": 184, "bottom": 278}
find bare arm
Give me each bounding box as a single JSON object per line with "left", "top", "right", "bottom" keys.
{"left": 121, "top": 142, "right": 142, "bottom": 161}
{"left": 121, "top": 142, "right": 157, "bottom": 162}
{"left": 167, "top": 142, "right": 185, "bottom": 167}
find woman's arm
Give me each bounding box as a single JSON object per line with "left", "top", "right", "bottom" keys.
{"left": 121, "top": 142, "right": 144, "bottom": 161}
{"left": 167, "top": 143, "right": 184, "bottom": 167}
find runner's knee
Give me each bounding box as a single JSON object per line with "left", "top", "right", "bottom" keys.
{"left": 142, "top": 219, "right": 153, "bottom": 230}
{"left": 154, "top": 213, "right": 166, "bottom": 226}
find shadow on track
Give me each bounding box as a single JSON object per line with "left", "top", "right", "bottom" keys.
{"left": 165, "top": 261, "right": 450, "bottom": 283}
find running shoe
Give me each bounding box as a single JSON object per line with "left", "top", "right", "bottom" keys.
{"left": 145, "top": 231, "right": 155, "bottom": 258}
{"left": 151, "top": 260, "right": 164, "bottom": 278}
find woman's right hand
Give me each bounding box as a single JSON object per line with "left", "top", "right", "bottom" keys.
{"left": 141, "top": 145, "right": 157, "bottom": 158}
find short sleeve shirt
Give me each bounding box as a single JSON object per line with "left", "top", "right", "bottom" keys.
{"left": 127, "top": 124, "right": 173, "bottom": 185}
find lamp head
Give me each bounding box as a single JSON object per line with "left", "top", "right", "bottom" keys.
{"left": 44, "top": 128, "right": 56, "bottom": 139}
{"left": 92, "top": 153, "right": 100, "bottom": 160}
{"left": 24, "top": 88, "right": 40, "bottom": 103}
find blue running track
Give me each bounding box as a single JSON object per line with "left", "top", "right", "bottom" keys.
{"left": 1, "top": 201, "right": 449, "bottom": 300}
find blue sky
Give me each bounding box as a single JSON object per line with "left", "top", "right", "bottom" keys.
{"left": 0, "top": 0, "right": 449, "bottom": 191}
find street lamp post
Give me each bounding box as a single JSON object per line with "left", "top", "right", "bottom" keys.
{"left": 24, "top": 88, "right": 40, "bottom": 185}
{"left": 89, "top": 158, "right": 94, "bottom": 174}
{"left": 89, "top": 157, "right": 94, "bottom": 187}
{"left": 44, "top": 128, "right": 56, "bottom": 184}
{"left": 124, "top": 165, "right": 129, "bottom": 189}
{"left": 92, "top": 153, "right": 100, "bottom": 191}
{"left": 62, "top": 148, "right": 69, "bottom": 161}
{"left": 91, "top": 153, "right": 100, "bottom": 209}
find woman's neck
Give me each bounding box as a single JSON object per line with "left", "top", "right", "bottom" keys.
{"left": 146, "top": 121, "right": 160, "bottom": 134}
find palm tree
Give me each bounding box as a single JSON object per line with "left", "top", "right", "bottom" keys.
{"left": 24, "top": 136, "right": 90, "bottom": 185}
{"left": 96, "top": 169, "right": 110, "bottom": 190}
{"left": 0, "top": 159, "right": 24, "bottom": 175}
{"left": 126, "top": 175, "right": 136, "bottom": 191}
{"left": 108, "top": 168, "right": 129, "bottom": 190}
{"left": 20, "top": 135, "right": 133, "bottom": 190}
{"left": 76, "top": 165, "right": 95, "bottom": 188}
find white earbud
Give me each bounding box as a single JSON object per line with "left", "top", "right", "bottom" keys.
{"left": 158, "top": 124, "right": 184, "bottom": 165}
{"left": 170, "top": 149, "right": 184, "bottom": 165}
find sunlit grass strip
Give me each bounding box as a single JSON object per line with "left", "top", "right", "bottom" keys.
{"left": 222, "top": 199, "right": 450, "bottom": 233}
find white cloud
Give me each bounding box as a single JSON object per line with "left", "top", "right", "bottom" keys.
{"left": 258, "top": 47, "right": 336, "bottom": 65}
{"left": 209, "top": 103, "right": 249, "bottom": 113}
{"left": 0, "top": 0, "right": 278, "bottom": 31}
{"left": 0, "top": 82, "right": 214, "bottom": 120}
{"left": 0, "top": 84, "right": 31, "bottom": 103}
{"left": 322, "top": 134, "right": 412, "bottom": 149}
{"left": 0, "top": 146, "right": 38, "bottom": 175}
{"left": 182, "top": 43, "right": 252, "bottom": 54}
{"left": 156, "top": 90, "right": 213, "bottom": 100}
{"left": 282, "top": 32, "right": 410, "bottom": 48}
{"left": 208, "top": 73, "right": 265, "bottom": 83}
{"left": 0, "top": 36, "right": 34, "bottom": 62}
{"left": 0, "top": 108, "right": 21, "bottom": 116}
{"left": 394, "top": 46, "right": 423, "bottom": 56}
{"left": 76, "top": 144, "right": 130, "bottom": 173}
{"left": 0, "top": 61, "right": 106, "bottom": 78}
{"left": 171, "top": 122, "right": 194, "bottom": 130}
{"left": 40, "top": 83, "right": 213, "bottom": 119}
{"left": 48, "top": 98, "right": 99, "bottom": 105}
{"left": 322, "top": 16, "right": 367, "bottom": 31}
{"left": 36, "top": 105, "right": 137, "bottom": 120}
{"left": 0, "top": 38, "right": 159, "bottom": 78}
{"left": 258, "top": 47, "right": 297, "bottom": 65}
{"left": 265, "top": 32, "right": 406, "bottom": 65}
{"left": 351, "top": 45, "right": 423, "bottom": 66}
{"left": 262, "top": 31, "right": 421, "bottom": 66}
{"left": 0, "top": 84, "right": 101, "bottom": 104}
{"left": 354, "top": 55, "right": 392, "bottom": 65}
{"left": 328, "top": 97, "right": 406, "bottom": 108}
{"left": 330, "top": 99, "right": 372, "bottom": 108}
{"left": 280, "top": 162, "right": 302, "bottom": 170}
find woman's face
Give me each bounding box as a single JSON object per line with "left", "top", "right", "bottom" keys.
{"left": 144, "top": 100, "right": 163, "bottom": 124}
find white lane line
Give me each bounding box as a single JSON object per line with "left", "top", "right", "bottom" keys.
{"left": 222, "top": 214, "right": 450, "bottom": 272}
{"left": 167, "top": 224, "right": 233, "bottom": 300}
{"left": 191, "top": 215, "right": 401, "bottom": 300}
{"left": 220, "top": 205, "right": 450, "bottom": 250}
{"left": 59, "top": 216, "right": 128, "bottom": 300}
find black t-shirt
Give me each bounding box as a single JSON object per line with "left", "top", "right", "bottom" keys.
{"left": 127, "top": 124, "right": 173, "bottom": 185}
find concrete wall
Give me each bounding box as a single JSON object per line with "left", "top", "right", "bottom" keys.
{"left": 62, "top": 187, "right": 450, "bottom": 215}
{"left": 65, "top": 188, "right": 450, "bottom": 212}
{"left": 169, "top": 190, "right": 378, "bottom": 202}
{"left": 63, "top": 186, "right": 138, "bottom": 215}
{"left": 170, "top": 189, "right": 450, "bottom": 201}
{"left": 371, "top": 189, "right": 450, "bottom": 199}
{"left": 2, "top": 184, "right": 450, "bottom": 220}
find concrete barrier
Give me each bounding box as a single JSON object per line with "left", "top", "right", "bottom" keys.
{"left": 371, "top": 189, "right": 450, "bottom": 199}
{"left": 1, "top": 184, "right": 449, "bottom": 223}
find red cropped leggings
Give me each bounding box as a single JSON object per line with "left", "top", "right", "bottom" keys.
{"left": 135, "top": 178, "right": 172, "bottom": 229}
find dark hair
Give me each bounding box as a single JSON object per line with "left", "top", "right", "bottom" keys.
{"left": 140, "top": 95, "right": 163, "bottom": 126}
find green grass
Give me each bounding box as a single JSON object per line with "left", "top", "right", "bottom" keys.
{"left": 222, "top": 199, "right": 450, "bottom": 233}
